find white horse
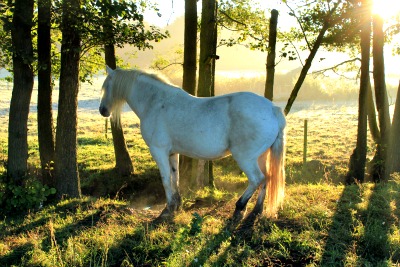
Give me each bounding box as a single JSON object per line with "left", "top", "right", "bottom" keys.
{"left": 99, "top": 66, "right": 286, "bottom": 218}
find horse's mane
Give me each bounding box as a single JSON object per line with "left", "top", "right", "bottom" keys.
{"left": 112, "top": 68, "right": 172, "bottom": 100}
{"left": 110, "top": 68, "right": 173, "bottom": 123}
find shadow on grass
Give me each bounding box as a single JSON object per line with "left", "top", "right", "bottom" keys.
{"left": 188, "top": 217, "right": 241, "bottom": 267}
{"left": 321, "top": 182, "right": 396, "bottom": 266}
{"left": 41, "top": 209, "right": 104, "bottom": 252}
{"left": 80, "top": 163, "right": 164, "bottom": 206}
{"left": 321, "top": 185, "right": 362, "bottom": 265}
{"left": 355, "top": 182, "right": 396, "bottom": 265}
{"left": 107, "top": 225, "right": 173, "bottom": 267}
{"left": 391, "top": 176, "right": 400, "bottom": 262}
{"left": 0, "top": 242, "right": 34, "bottom": 266}
{"left": 2, "top": 198, "right": 93, "bottom": 237}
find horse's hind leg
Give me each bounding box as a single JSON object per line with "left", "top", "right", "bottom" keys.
{"left": 169, "top": 153, "right": 182, "bottom": 210}
{"left": 252, "top": 151, "right": 269, "bottom": 215}
{"left": 233, "top": 159, "right": 265, "bottom": 219}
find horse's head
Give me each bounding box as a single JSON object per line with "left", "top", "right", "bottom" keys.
{"left": 99, "top": 65, "right": 115, "bottom": 117}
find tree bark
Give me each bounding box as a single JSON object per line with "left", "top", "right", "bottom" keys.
{"left": 38, "top": 0, "right": 56, "bottom": 187}
{"left": 265, "top": 9, "right": 278, "bottom": 101}
{"left": 367, "top": 78, "right": 380, "bottom": 143}
{"left": 346, "top": 0, "right": 371, "bottom": 184}
{"left": 55, "top": 0, "right": 82, "bottom": 198}
{"left": 7, "top": 0, "right": 34, "bottom": 182}
{"left": 104, "top": 44, "right": 134, "bottom": 176}
{"left": 198, "top": 0, "right": 217, "bottom": 98}
{"left": 197, "top": 0, "right": 218, "bottom": 188}
{"left": 180, "top": 0, "right": 198, "bottom": 182}
{"left": 371, "top": 14, "right": 391, "bottom": 182}
{"left": 182, "top": 0, "right": 198, "bottom": 96}
{"left": 388, "top": 82, "right": 400, "bottom": 173}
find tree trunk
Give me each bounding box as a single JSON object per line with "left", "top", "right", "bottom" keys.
{"left": 180, "top": 0, "right": 197, "bottom": 182}
{"left": 38, "top": 0, "right": 56, "bottom": 187}
{"left": 55, "top": 0, "right": 81, "bottom": 198}
{"left": 7, "top": 0, "right": 34, "bottom": 182}
{"left": 208, "top": 2, "right": 218, "bottom": 189}
{"left": 104, "top": 44, "right": 134, "bottom": 176}
{"left": 367, "top": 78, "right": 380, "bottom": 143}
{"left": 371, "top": 14, "right": 391, "bottom": 182}
{"left": 284, "top": 1, "right": 340, "bottom": 115}
{"left": 198, "top": 0, "right": 217, "bottom": 97}
{"left": 265, "top": 9, "right": 278, "bottom": 101}
{"left": 388, "top": 82, "right": 400, "bottom": 173}
{"left": 182, "top": 0, "right": 197, "bottom": 96}
{"left": 346, "top": 0, "right": 371, "bottom": 184}
{"left": 197, "top": 0, "right": 218, "bottom": 188}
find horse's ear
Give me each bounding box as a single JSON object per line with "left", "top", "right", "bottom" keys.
{"left": 106, "top": 65, "right": 115, "bottom": 77}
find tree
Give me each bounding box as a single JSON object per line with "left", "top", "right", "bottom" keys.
{"left": 370, "top": 14, "right": 391, "bottom": 182}
{"left": 388, "top": 82, "right": 400, "bottom": 173}
{"left": 52, "top": 0, "right": 167, "bottom": 197}
{"left": 180, "top": 0, "right": 198, "bottom": 182}
{"left": 182, "top": 0, "right": 198, "bottom": 96}
{"left": 102, "top": 0, "right": 134, "bottom": 176}
{"left": 198, "top": 0, "right": 218, "bottom": 98}
{"left": 7, "top": 0, "right": 35, "bottom": 182}
{"left": 197, "top": 0, "right": 218, "bottom": 188}
{"left": 345, "top": 0, "right": 371, "bottom": 184}
{"left": 284, "top": 0, "right": 341, "bottom": 115}
{"left": 265, "top": 9, "right": 278, "bottom": 101}
{"left": 218, "top": 0, "right": 275, "bottom": 98}
{"left": 0, "top": 1, "right": 12, "bottom": 69}
{"left": 303, "top": 1, "right": 400, "bottom": 181}
{"left": 37, "top": 0, "right": 55, "bottom": 187}
{"left": 84, "top": 0, "right": 167, "bottom": 177}
{"left": 105, "top": 53, "right": 134, "bottom": 176}
{"left": 218, "top": 0, "right": 269, "bottom": 51}
{"left": 55, "top": 0, "right": 82, "bottom": 198}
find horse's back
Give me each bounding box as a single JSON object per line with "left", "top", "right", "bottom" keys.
{"left": 227, "top": 92, "right": 282, "bottom": 158}
{"left": 148, "top": 90, "right": 283, "bottom": 159}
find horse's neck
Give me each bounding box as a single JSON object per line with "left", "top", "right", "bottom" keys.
{"left": 126, "top": 76, "right": 168, "bottom": 118}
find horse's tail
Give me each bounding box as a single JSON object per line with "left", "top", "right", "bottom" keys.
{"left": 265, "top": 106, "right": 286, "bottom": 217}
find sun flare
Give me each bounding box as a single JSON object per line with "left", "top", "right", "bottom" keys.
{"left": 372, "top": 0, "right": 400, "bottom": 18}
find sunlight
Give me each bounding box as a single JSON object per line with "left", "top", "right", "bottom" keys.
{"left": 372, "top": 0, "right": 400, "bottom": 18}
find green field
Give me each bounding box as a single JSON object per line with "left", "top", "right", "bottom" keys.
{"left": 0, "top": 83, "right": 399, "bottom": 266}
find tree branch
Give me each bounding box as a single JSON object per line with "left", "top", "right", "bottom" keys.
{"left": 152, "top": 62, "right": 183, "bottom": 71}
{"left": 219, "top": 10, "right": 247, "bottom": 27}
{"left": 285, "top": 2, "right": 312, "bottom": 51}
{"left": 312, "top": 57, "right": 361, "bottom": 76}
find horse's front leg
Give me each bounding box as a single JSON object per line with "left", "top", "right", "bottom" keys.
{"left": 150, "top": 147, "right": 180, "bottom": 217}
{"left": 169, "top": 153, "right": 182, "bottom": 210}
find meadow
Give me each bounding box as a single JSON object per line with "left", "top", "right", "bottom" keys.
{"left": 0, "top": 79, "right": 399, "bottom": 266}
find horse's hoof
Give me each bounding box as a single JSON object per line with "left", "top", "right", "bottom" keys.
{"left": 232, "top": 209, "right": 245, "bottom": 224}
{"left": 170, "top": 193, "right": 182, "bottom": 211}
{"left": 243, "top": 210, "right": 261, "bottom": 224}
{"left": 159, "top": 207, "right": 173, "bottom": 218}
{"left": 250, "top": 206, "right": 263, "bottom": 217}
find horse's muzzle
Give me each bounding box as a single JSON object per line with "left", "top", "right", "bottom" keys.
{"left": 99, "top": 106, "right": 110, "bottom": 117}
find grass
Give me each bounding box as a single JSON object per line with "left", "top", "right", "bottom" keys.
{"left": 1, "top": 180, "right": 399, "bottom": 266}
{"left": 0, "top": 83, "right": 399, "bottom": 266}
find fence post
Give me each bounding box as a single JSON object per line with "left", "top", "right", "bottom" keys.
{"left": 303, "top": 119, "right": 308, "bottom": 166}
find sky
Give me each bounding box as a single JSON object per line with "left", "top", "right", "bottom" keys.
{"left": 144, "top": 0, "right": 285, "bottom": 28}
